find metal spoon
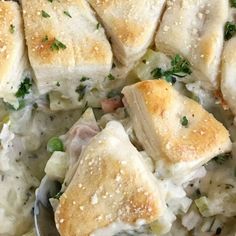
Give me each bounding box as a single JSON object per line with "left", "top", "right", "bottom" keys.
{"left": 34, "top": 176, "right": 61, "bottom": 236}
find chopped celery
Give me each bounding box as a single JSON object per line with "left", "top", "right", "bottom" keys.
{"left": 195, "top": 196, "right": 210, "bottom": 217}
{"left": 45, "top": 151, "right": 68, "bottom": 182}
{"left": 150, "top": 210, "right": 176, "bottom": 235}
{"left": 132, "top": 49, "right": 171, "bottom": 81}
{"left": 0, "top": 115, "right": 9, "bottom": 130}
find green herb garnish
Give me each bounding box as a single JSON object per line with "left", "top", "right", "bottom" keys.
{"left": 224, "top": 21, "right": 236, "bottom": 40}
{"left": 54, "top": 191, "right": 63, "bottom": 199}
{"left": 33, "top": 103, "right": 38, "bottom": 109}
{"left": 63, "top": 11, "right": 72, "bottom": 18}
{"left": 50, "top": 39, "right": 67, "bottom": 51}
{"left": 80, "top": 77, "right": 90, "bottom": 82}
{"left": 42, "top": 35, "right": 49, "bottom": 42}
{"left": 42, "top": 10, "right": 50, "bottom": 18}
{"left": 75, "top": 84, "right": 86, "bottom": 101}
{"left": 213, "top": 153, "right": 232, "bottom": 165}
{"left": 181, "top": 116, "right": 188, "bottom": 127}
{"left": 9, "top": 24, "right": 15, "bottom": 34}
{"left": 15, "top": 77, "right": 32, "bottom": 98}
{"left": 230, "top": 0, "right": 236, "bottom": 8}
{"left": 96, "top": 23, "right": 101, "bottom": 29}
{"left": 107, "top": 74, "right": 116, "bottom": 81}
{"left": 47, "top": 137, "right": 64, "bottom": 153}
{"left": 151, "top": 54, "right": 192, "bottom": 83}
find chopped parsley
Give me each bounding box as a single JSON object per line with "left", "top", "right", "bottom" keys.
{"left": 54, "top": 191, "right": 63, "bottom": 199}
{"left": 9, "top": 24, "right": 15, "bottom": 34}
{"left": 96, "top": 23, "right": 101, "bottom": 29}
{"left": 107, "top": 73, "right": 116, "bottom": 81}
{"left": 181, "top": 116, "right": 188, "bottom": 127}
{"left": 224, "top": 21, "right": 236, "bottom": 40}
{"left": 80, "top": 77, "right": 90, "bottom": 82}
{"left": 151, "top": 54, "right": 192, "bottom": 83}
{"left": 15, "top": 77, "right": 32, "bottom": 98}
{"left": 75, "top": 84, "right": 86, "bottom": 101}
{"left": 42, "top": 10, "right": 50, "bottom": 18}
{"left": 213, "top": 152, "right": 232, "bottom": 165}
{"left": 63, "top": 11, "right": 72, "bottom": 18}
{"left": 230, "top": 0, "right": 236, "bottom": 8}
{"left": 42, "top": 35, "right": 49, "bottom": 42}
{"left": 50, "top": 38, "right": 67, "bottom": 51}
{"left": 33, "top": 103, "right": 38, "bottom": 109}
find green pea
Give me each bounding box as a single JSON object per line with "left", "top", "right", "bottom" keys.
{"left": 47, "top": 137, "right": 64, "bottom": 153}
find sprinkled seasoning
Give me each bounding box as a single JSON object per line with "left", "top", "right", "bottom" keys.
{"left": 9, "top": 24, "right": 15, "bottom": 34}
{"left": 50, "top": 39, "right": 67, "bottom": 51}
{"left": 42, "top": 10, "right": 50, "bottom": 18}
{"left": 181, "top": 116, "right": 189, "bottom": 127}
{"left": 63, "top": 11, "right": 72, "bottom": 18}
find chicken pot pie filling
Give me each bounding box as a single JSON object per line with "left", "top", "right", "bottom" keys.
{"left": 0, "top": 0, "right": 236, "bottom": 236}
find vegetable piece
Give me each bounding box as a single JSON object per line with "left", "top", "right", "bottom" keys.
{"left": 75, "top": 84, "right": 86, "bottom": 101}
{"left": 63, "top": 11, "right": 72, "bottom": 18}
{"left": 224, "top": 21, "right": 236, "bottom": 41}
{"left": 50, "top": 39, "right": 67, "bottom": 51}
{"left": 47, "top": 137, "right": 64, "bottom": 153}
{"left": 107, "top": 73, "right": 116, "bottom": 80}
{"left": 15, "top": 77, "right": 32, "bottom": 98}
{"left": 151, "top": 54, "right": 192, "bottom": 83}
{"left": 230, "top": 0, "right": 236, "bottom": 8}
{"left": 9, "top": 24, "right": 15, "bottom": 33}
{"left": 42, "top": 10, "right": 50, "bottom": 18}
{"left": 132, "top": 49, "right": 171, "bottom": 81}
{"left": 195, "top": 196, "right": 210, "bottom": 217}
{"left": 213, "top": 152, "right": 231, "bottom": 165}
{"left": 181, "top": 116, "right": 189, "bottom": 127}
{"left": 45, "top": 151, "right": 68, "bottom": 182}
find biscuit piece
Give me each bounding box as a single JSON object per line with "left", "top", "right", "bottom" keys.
{"left": 22, "top": 0, "right": 112, "bottom": 94}
{"left": 88, "top": 0, "right": 166, "bottom": 65}
{"left": 122, "top": 80, "right": 232, "bottom": 178}
{"left": 55, "top": 121, "right": 165, "bottom": 236}
{"left": 155, "top": 0, "right": 228, "bottom": 90}
{"left": 0, "top": 1, "right": 28, "bottom": 106}
{"left": 221, "top": 37, "right": 236, "bottom": 116}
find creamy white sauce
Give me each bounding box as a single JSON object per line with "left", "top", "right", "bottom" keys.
{"left": 90, "top": 220, "right": 147, "bottom": 236}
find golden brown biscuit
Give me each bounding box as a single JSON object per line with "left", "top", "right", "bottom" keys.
{"left": 88, "top": 0, "right": 166, "bottom": 65}
{"left": 0, "top": 1, "right": 28, "bottom": 106}
{"left": 221, "top": 37, "right": 236, "bottom": 116}
{"left": 122, "top": 80, "right": 232, "bottom": 178}
{"left": 22, "top": 0, "right": 112, "bottom": 94}
{"left": 55, "top": 121, "right": 165, "bottom": 236}
{"left": 155, "top": 0, "right": 228, "bottom": 90}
